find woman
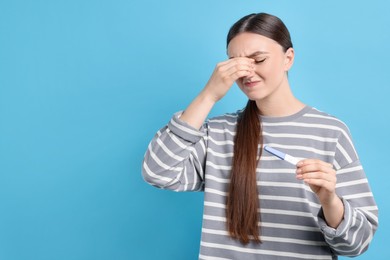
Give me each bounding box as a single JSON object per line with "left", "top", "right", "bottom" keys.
{"left": 142, "top": 13, "right": 378, "bottom": 259}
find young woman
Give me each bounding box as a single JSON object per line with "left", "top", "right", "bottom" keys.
{"left": 142, "top": 13, "right": 378, "bottom": 259}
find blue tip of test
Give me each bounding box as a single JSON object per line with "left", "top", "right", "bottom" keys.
{"left": 264, "top": 145, "right": 286, "bottom": 160}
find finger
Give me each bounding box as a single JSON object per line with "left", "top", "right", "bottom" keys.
{"left": 213, "top": 64, "right": 252, "bottom": 85}
{"left": 230, "top": 69, "right": 253, "bottom": 81}
{"left": 214, "top": 63, "right": 254, "bottom": 84}
{"left": 217, "top": 58, "right": 255, "bottom": 72}
{"left": 225, "top": 63, "right": 254, "bottom": 77}
{"left": 298, "top": 159, "right": 333, "bottom": 169}
{"left": 302, "top": 178, "right": 335, "bottom": 192}
{"left": 297, "top": 163, "right": 335, "bottom": 176}
{"left": 297, "top": 171, "right": 336, "bottom": 183}
{"left": 212, "top": 66, "right": 253, "bottom": 87}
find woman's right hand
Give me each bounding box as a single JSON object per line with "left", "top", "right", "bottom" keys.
{"left": 180, "top": 57, "right": 255, "bottom": 129}
{"left": 202, "top": 57, "right": 255, "bottom": 102}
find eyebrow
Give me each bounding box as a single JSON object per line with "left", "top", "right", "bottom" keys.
{"left": 229, "top": 51, "right": 269, "bottom": 59}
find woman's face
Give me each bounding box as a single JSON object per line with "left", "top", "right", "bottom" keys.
{"left": 227, "top": 32, "right": 294, "bottom": 102}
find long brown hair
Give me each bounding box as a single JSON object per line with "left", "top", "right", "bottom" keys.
{"left": 225, "top": 13, "right": 293, "bottom": 244}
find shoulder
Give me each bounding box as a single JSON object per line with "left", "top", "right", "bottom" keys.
{"left": 302, "top": 106, "right": 352, "bottom": 134}
{"left": 302, "top": 107, "right": 360, "bottom": 167}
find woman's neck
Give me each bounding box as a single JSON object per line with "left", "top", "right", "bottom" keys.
{"left": 255, "top": 83, "right": 305, "bottom": 117}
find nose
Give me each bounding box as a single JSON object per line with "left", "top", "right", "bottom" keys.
{"left": 244, "top": 69, "right": 255, "bottom": 80}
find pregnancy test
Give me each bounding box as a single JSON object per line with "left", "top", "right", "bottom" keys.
{"left": 264, "top": 146, "right": 300, "bottom": 166}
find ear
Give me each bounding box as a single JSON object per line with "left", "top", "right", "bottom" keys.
{"left": 283, "top": 47, "right": 295, "bottom": 71}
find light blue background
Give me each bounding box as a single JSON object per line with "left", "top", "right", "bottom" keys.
{"left": 0, "top": 1, "right": 388, "bottom": 259}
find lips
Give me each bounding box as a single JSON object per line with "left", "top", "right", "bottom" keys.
{"left": 244, "top": 80, "right": 261, "bottom": 87}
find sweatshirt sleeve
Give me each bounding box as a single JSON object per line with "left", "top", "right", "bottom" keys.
{"left": 317, "top": 124, "right": 379, "bottom": 256}
{"left": 142, "top": 112, "right": 208, "bottom": 192}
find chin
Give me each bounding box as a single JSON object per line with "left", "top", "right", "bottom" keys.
{"left": 245, "top": 93, "right": 267, "bottom": 102}
{"left": 240, "top": 87, "right": 268, "bottom": 101}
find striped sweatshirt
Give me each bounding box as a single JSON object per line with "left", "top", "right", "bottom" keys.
{"left": 142, "top": 106, "right": 378, "bottom": 260}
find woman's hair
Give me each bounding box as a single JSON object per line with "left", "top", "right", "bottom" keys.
{"left": 225, "top": 13, "right": 293, "bottom": 244}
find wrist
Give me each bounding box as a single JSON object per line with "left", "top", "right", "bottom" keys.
{"left": 321, "top": 194, "right": 344, "bottom": 228}
{"left": 199, "top": 89, "right": 219, "bottom": 105}
{"left": 180, "top": 89, "right": 217, "bottom": 130}
{"left": 320, "top": 192, "right": 339, "bottom": 208}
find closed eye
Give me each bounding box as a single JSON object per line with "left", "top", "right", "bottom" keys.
{"left": 255, "top": 58, "right": 266, "bottom": 64}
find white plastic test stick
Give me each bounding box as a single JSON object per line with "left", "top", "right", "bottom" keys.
{"left": 264, "top": 146, "right": 300, "bottom": 166}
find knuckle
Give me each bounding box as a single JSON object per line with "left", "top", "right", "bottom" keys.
{"left": 235, "top": 71, "right": 245, "bottom": 77}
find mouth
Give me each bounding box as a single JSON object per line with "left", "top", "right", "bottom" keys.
{"left": 244, "top": 80, "right": 261, "bottom": 88}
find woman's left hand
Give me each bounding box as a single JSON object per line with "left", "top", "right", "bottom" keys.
{"left": 296, "top": 159, "right": 345, "bottom": 228}
{"left": 296, "top": 159, "right": 337, "bottom": 206}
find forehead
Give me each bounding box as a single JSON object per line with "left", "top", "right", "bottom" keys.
{"left": 227, "top": 32, "right": 283, "bottom": 58}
